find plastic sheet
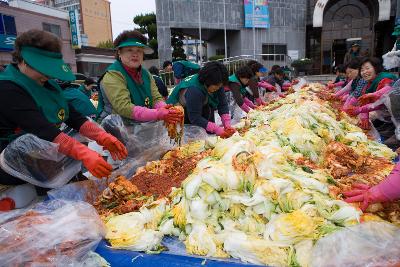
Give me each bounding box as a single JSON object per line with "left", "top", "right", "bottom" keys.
{"left": 0, "top": 199, "right": 105, "bottom": 266}
{"left": 382, "top": 51, "right": 400, "bottom": 70}
{"left": 0, "top": 134, "right": 82, "bottom": 188}
{"left": 311, "top": 222, "right": 400, "bottom": 267}
{"left": 225, "top": 91, "right": 246, "bottom": 125}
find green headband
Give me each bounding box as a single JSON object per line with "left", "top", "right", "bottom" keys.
{"left": 117, "top": 38, "right": 154, "bottom": 54}
{"left": 21, "top": 46, "right": 75, "bottom": 81}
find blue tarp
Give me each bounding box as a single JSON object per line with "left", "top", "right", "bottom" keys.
{"left": 95, "top": 238, "right": 264, "bottom": 267}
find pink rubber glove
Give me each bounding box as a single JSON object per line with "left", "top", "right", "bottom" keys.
{"left": 258, "top": 81, "right": 276, "bottom": 91}
{"left": 340, "top": 93, "right": 349, "bottom": 102}
{"left": 344, "top": 163, "right": 400, "bottom": 211}
{"left": 343, "top": 96, "right": 357, "bottom": 110}
{"left": 334, "top": 80, "right": 353, "bottom": 98}
{"left": 154, "top": 101, "right": 167, "bottom": 109}
{"left": 240, "top": 102, "right": 252, "bottom": 113}
{"left": 347, "top": 104, "right": 384, "bottom": 116}
{"left": 358, "top": 86, "right": 393, "bottom": 106}
{"left": 335, "top": 81, "right": 345, "bottom": 88}
{"left": 206, "top": 122, "right": 225, "bottom": 136}
{"left": 255, "top": 97, "right": 266, "bottom": 106}
{"left": 131, "top": 106, "right": 181, "bottom": 123}
{"left": 243, "top": 97, "right": 256, "bottom": 109}
{"left": 220, "top": 113, "right": 231, "bottom": 128}
{"left": 358, "top": 112, "right": 370, "bottom": 130}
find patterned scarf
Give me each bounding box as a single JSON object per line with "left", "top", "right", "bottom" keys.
{"left": 350, "top": 78, "right": 368, "bottom": 98}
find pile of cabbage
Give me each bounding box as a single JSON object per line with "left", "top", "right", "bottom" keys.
{"left": 103, "top": 87, "right": 396, "bottom": 267}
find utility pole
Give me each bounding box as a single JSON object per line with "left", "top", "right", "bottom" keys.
{"left": 198, "top": 1, "right": 202, "bottom": 64}
{"left": 252, "top": 0, "right": 256, "bottom": 59}
{"left": 223, "top": 0, "right": 228, "bottom": 60}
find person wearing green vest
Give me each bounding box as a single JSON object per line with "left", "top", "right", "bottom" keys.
{"left": 172, "top": 57, "right": 201, "bottom": 84}
{"left": 226, "top": 65, "right": 256, "bottom": 113}
{"left": 0, "top": 29, "right": 128, "bottom": 189}
{"left": 62, "top": 85, "right": 98, "bottom": 118}
{"left": 167, "top": 61, "right": 235, "bottom": 138}
{"left": 78, "top": 77, "right": 96, "bottom": 98}
{"left": 345, "top": 57, "right": 397, "bottom": 129}
{"left": 98, "top": 30, "right": 182, "bottom": 124}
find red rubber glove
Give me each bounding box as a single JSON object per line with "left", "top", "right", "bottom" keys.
{"left": 54, "top": 133, "right": 113, "bottom": 178}
{"left": 79, "top": 121, "right": 128, "bottom": 161}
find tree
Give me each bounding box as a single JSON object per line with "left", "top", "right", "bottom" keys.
{"left": 171, "top": 32, "right": 186, "bottom": 60}
{"left": 133, "top": 13, "right": 158, "bottom": 59}
{"left": 96, "top": 40, "right": 113, "bottom": 49}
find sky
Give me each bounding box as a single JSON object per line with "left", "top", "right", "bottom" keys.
{"left": 110, "top": 0, "right": 156, "bottom": 39}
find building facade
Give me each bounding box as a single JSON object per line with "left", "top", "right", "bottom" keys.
{"left": 156, "top": 0, "right": 398, "bottom": 74}
{"left": 37, "top": 0, "right": 112, "bottom": 47}
{"left": 0, "top": 0, "right": 76, "bottom": 71}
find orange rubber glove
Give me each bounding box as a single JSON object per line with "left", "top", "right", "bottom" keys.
{"left": 79, "top": 121, "right": 128, "bottom": 161}
{"left": 53, "top": 132, "right": 113, "bottom": 178}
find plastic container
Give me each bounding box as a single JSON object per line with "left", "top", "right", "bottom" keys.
{"left": 0, "top": 183, "right": 37, "bottom": 209}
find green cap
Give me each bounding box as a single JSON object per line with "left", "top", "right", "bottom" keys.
{"left": 116, "top": 38, "right": 154, "bottom": 54}
{"left": 392, "top": 25, "right": 400, "bottom": 36}
{"left": 21, "top": 46, "right": 75, "bottom": 81}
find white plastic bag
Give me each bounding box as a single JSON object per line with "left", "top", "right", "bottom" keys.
{"left": 311, "top": 222, "right": 400, "bottom": 267}
{"left": 0, "top": 134, "right": 82, "bottom": 188}
{"left": 0, "top": 199, "right": 105, "bottom": 266}
{"left": 382, "top": 51, "right": 400, "bottom": 70}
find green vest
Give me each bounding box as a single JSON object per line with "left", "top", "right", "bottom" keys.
{"left": 0, "top": 65, "right": 69, "bottom": 124}
{"left": 365, "top": 72, "right": 398, "bottom": 94}
{"left": 106, "top": 60, "right": 152, "bottom": 108}
{"left": 78, "top": 84, "right": 92, "bottom": 98}
{"left": 229, "top": 74, "right": 247, "bottom": 95}
{"left": 396, "top": 40, "right": 400, "bottom": 51}
{"left": 175, "top": 60, "right": 200, "bottom": 78}
{"left": 166, "top": 74, "right": 219, "bottom": 109}
{"left": 62, "top": 87, "right": 97, "bottom": 117}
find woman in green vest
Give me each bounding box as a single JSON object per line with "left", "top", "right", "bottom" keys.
{"left": 172, "top": 57, "right": 201, "bottom": 84}
{"left": 0, "top": 30, "right": 127, "bottom": 188}
{"left": 78, "top": 77, "right": 96, "bottom": 98}
{"left": 98, "top": 30, "right": 182, "bottom": 124}
{"left": 226, "top": 65, "right": 256, "bottom": 113}
{"left": 345, "top": 57, "right": 397, "bottom": 129}
{"left": 167, "top": 61, "right": 235, "bottom": 138}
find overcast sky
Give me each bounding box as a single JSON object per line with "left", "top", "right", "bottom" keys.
{"left": 110, "top": 0, "right": 156, "bottom": 39}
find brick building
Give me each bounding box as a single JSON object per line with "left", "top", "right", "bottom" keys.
{"left": 0, "top": 0, "right": 76, "bottom": 71}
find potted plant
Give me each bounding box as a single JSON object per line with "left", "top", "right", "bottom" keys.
{"left": 291, "top": 58, "right": 313, "bottom": 75}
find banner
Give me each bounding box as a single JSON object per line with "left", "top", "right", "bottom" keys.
{"left": 244, "top": 0, "right": 270, "bottom": 28}
{"left": 69, "top": 9, "right": 82, "bottom": 49}
{"left": 0, "top": 34, "right": 16, "bottom": 52}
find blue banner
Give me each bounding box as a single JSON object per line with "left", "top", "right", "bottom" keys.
{"left": 244, "top": 0, "right": 270, "bottom": 28}
{"left": 69, "top": 9, "right": 81, "bottom": 49}
{"left": 0, "top": 34, "right": 16, "bottom": 52}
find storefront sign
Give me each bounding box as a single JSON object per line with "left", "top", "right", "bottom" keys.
{"left": 69, "top": 9, "right": 82, "bottom": 49}
{"left": 244, "top": 0, "right": 270, "bottom": 28}
{"left": 0, "top": 34, "right": 16, "bottom": 51}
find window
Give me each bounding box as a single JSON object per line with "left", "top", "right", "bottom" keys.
{"left": 262, "top": 44, "right": 287, "bottom": 61}
{"left": 43, "top": 23, "right": 61, "bottom": 38}
{"left": 0, "top": 13, "right": 16, "bottom": 35}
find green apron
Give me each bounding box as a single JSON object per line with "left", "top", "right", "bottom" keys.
{"left": 229, "top": 74, "right": 247, "bottom": 95}
{"left": 62, "top": 87, "right": 97, "bottom": 117}
{"left": 0, "top": 64, "right": 69, "bottom": 143}
{"left": 364, "top": 72, "right": 398, "bottom": 94}
{"left": 175, "top": 60, "right": 200, "bottom": 77}
{"left": 106, "top": 60, "right": 153, "bottom": 108}
{"left": 166, "top": 74, "right": 219, "bottom": 109}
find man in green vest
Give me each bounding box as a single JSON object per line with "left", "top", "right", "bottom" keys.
{"left": 0, "top": 29, "right": 127, "bottom": 193}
